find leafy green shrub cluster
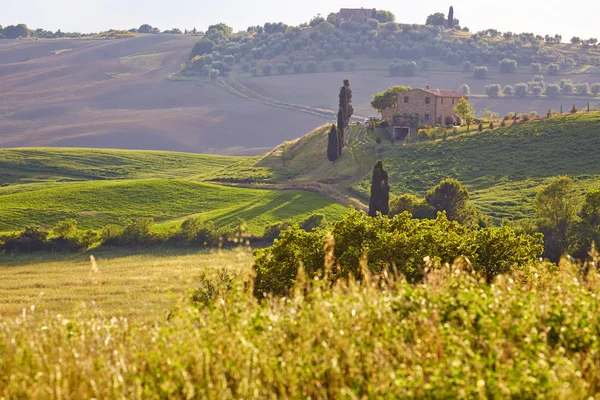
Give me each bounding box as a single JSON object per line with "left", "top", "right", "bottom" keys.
{"left": 253, "top": 208, "right": 543, "bottom": 296}
{"left": 0, "top": 217, "right": 234, "bottom": 254}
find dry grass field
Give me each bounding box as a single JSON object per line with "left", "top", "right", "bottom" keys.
{"left": 0, "top": 36, "right": 327, "bottom": 155}
{"left": 0, "top": 248, "right": 254, "bottom": 318}
{"left": 241, "top": 68, "right": 600, "bottom": 118}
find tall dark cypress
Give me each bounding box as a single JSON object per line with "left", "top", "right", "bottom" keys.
{"left": 337, "top": 108, "right": 344, "bottom": 155}
{"left": 448, "top": 6, "right": 454, "bottom": 28}
{"left": 337, "top": 79, "right": 354, "bottom": 152}
{"left": 368, "top": 161, "right": 390, "bottom": 217}
{"left": 327, "top": 124, "right": 340, "bottom": 162}
{"left": 381, "top": 170, "right": 390, "bottom": 216}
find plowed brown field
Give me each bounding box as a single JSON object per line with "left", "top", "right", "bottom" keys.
{"left": 0, "top": 35, "right": 328, "bottom": 155}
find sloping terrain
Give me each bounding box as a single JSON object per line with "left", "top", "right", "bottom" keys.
{"left": 216, "top": 112, "right": 600, "bottom": 222}
{"left": 0, "top": 36, "right": 327, "bottom": 155}
{"left": 0, "top": 148, "right": 347, "bottom": 235}
{"left": 240, "top": 68, "right": 600, "bottom": 118}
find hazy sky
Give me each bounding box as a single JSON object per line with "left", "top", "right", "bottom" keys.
{"left": 3, "top": 0, "right": 599, "bottom": 40}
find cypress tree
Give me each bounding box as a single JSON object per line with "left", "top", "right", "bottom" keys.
{"left": 448, "top": 6, "right": 454, "bottom": 28}
{"left": 381, "top": 170, "right": 390, "bottom": 216}
{"left": 337, "top": 107, "right": 345, "bottom": 155}
{"left": 368, "top": 161, "right": 390, "bottom": 217}
{"left": 327, "top": 124, "right": 340, "bottom": 162}
{"left": 337, "top": 79, "right": 354, "bottom": 151}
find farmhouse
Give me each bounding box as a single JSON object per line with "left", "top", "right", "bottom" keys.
{"left": 381, "top": 87, "right": 468, "bottom": 140}
{"left": 337, "top": 8, "right": 376, "bottom": 22}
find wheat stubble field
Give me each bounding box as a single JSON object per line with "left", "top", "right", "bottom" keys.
{"left": 0, "top": 35, "right": 327, "bottom": 155}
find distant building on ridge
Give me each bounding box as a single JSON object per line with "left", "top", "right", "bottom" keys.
{"left": 337, "top": 8, "right": 376, "bottom": 22}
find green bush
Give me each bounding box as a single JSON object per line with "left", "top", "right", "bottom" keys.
{"left": 253, "top": 209, "right": 543, "bottom": 297}
{"left": 262, "top": 221, "right": 295, "bottom": 241}
{"left": 1, "top": 226, "right": 48, "bottom": 253}
{"left": 178, "top": 216, "right": 225, "bottom": 247}
{"left": 300, "top": 213, "right": 327, "bottom": 232}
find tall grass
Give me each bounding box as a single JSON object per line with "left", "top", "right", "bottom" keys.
{"left": 1, "top": 249, "right": 599, "bottom": 397}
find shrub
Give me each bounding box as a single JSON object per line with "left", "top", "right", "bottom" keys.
{"left": 503, "top": 85, "right": 514, "bottom": 96}
{"left": 575, "top": 83, "right": 590, "bottom": 96}
{"left": 514, "top": 83, "right": 528, "bottom": 98}
{"left": 389, "top": 194, "right": 435, "bottom": 219}
{"left": 532, "top": 86, "right": 543, "bottom": 97}
{"left": 253, "top": 209, "right": 543, "bottom": 296}
{"left": 562, "top": 82, "right": 574, "bottom": 95}
{"left": 1, "top": 226, "right": 49, "bottom": 253}
{"left": 307, "top": 61, "right": 317, "bottom": 73}
{"left": 473, "top": 66, "right": 487, "bottom": 79}
{"left": 300, "top": 214, "right": 327, "bottom": 232}
{"left": 101, "top": 218, "right": 154, "bottom": 247}
{"left": 262, "top": 63, "right": 273, "bottom": 75}
{"left": 499, "top": 58, "right": 518, "bottom": 73}
{"left": 462, "top": 61, "right": 472, "bottom": 72}
{"left": 458, "top": 84, "right": 470, "bottom": 95}
{"left": 484, "top": 84, "right": 501, "bottom": 98}
{"left": 530, "top": 63, "right": 542, "bottom": 74}
{"left": 178, "top": 216, "right": 223, "bottom": 247}
{"left": 277, "top": 62, "right": 288, "bottom": 74}
{"left": 591, "top": 83, "right": 600, "bottom": 96}
{"left": 546, "top": 63, "right": 560, "bottom": 75}
{"left": 263, "top": 221, "right": 295, "bottom": 241}
{"left": 209, "top": 69, "right": 220, "bottom": 79}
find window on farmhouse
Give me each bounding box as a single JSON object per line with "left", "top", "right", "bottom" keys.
{"left": 426, "top": 97, "right": 431, "bottom": 104}
{"left": 424, "top": 113, "right": 430, "bottom": 121}
{"left": 404, "top": 96, "right": 409, "bottom": 103}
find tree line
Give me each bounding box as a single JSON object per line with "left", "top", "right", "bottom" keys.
{"left": 182, "top": 9, "right": 599, "bottom": 78}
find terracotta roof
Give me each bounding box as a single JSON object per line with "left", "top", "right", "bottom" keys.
{"left": 419, "top": 88, "right": 466, "bottom": 98}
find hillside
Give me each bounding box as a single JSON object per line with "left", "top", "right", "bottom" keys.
{"left": 179, "top": 16, "right": 600, "bottom": 120}
{"left": 0, "top": 148, "right": 347, "bottom": 235}
{"left": 0, "top": 36, "right": 327, "bottom": 155}
{"left": 215, "top": 112, "right": 600, "bottom": 222}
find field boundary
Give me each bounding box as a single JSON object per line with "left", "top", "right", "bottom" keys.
{"left": 215, "top": 78, "right": 366, "bottom": 121}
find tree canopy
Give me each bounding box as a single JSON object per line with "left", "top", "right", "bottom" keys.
{"left": 370, "top": 86, "right": 411, "bottom": 114}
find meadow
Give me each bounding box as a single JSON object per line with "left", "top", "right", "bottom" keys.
{"left": 1, "top": 248, "right": 599, "bottom": 398}
{"left": 0, "top": 248, "right": 253, "bottom": 318}
{"left": 229, "top": 112, "right": 600, "bottom": 223}
{"left": 0, "top": 148, "right": 348, "bottom": 236}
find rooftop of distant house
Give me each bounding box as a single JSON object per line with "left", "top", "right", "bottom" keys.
{"left": 419, "top": 86, "right": 466, "bottom": 98}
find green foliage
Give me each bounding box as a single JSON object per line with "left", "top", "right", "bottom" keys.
{"left": 499, "top": 58, "right": 518, "bottom": 73}
{"left": 426, "top": 13, "right": 446, "bottom": 26}
{"left": 368, "top": 161, "right": 390, "bottom": 217}
{"left": 300, "top": 213, "right": 327, "bottom": 231}
{"left": 370, "top": 85, "right": 411, "bottom": 114}
{"left": 372, "top": 10, "right": 396, "bottom": 23}
{"left": 389, "top": 194, "right": 435, "bottom": 219}
{"left": 253, "top": 208, "right": 543, "bottom": 296}
{"left": 534, "top": 177, "right": 578, "bottom": 260}
{"left": 473, "top": 66, "right": 488, "bottom": 79}
{"left": 426, "top": 178, "right": 482, "bottom": 227}
{"left": 453, "top": 98, "right": 475, "bottom": 130}
{"left": 263, "top": 221, "right": 295, "bottom": 241}
{"left": 327, "top": 124, "right": 340, "bottom": 162}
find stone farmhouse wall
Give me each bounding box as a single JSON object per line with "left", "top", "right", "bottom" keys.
{"left": 382, "top": 89, "right": 467, "bottom": 125}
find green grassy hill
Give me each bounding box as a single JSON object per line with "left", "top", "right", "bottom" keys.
{"left": 0, "top": 149, "right": 347, "bottom": 235}
{"left": 216, "top": 112, "right": 600, "bottom": 222}
{"left": 2, "top": 112, "right": 599, "bottom": 233}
